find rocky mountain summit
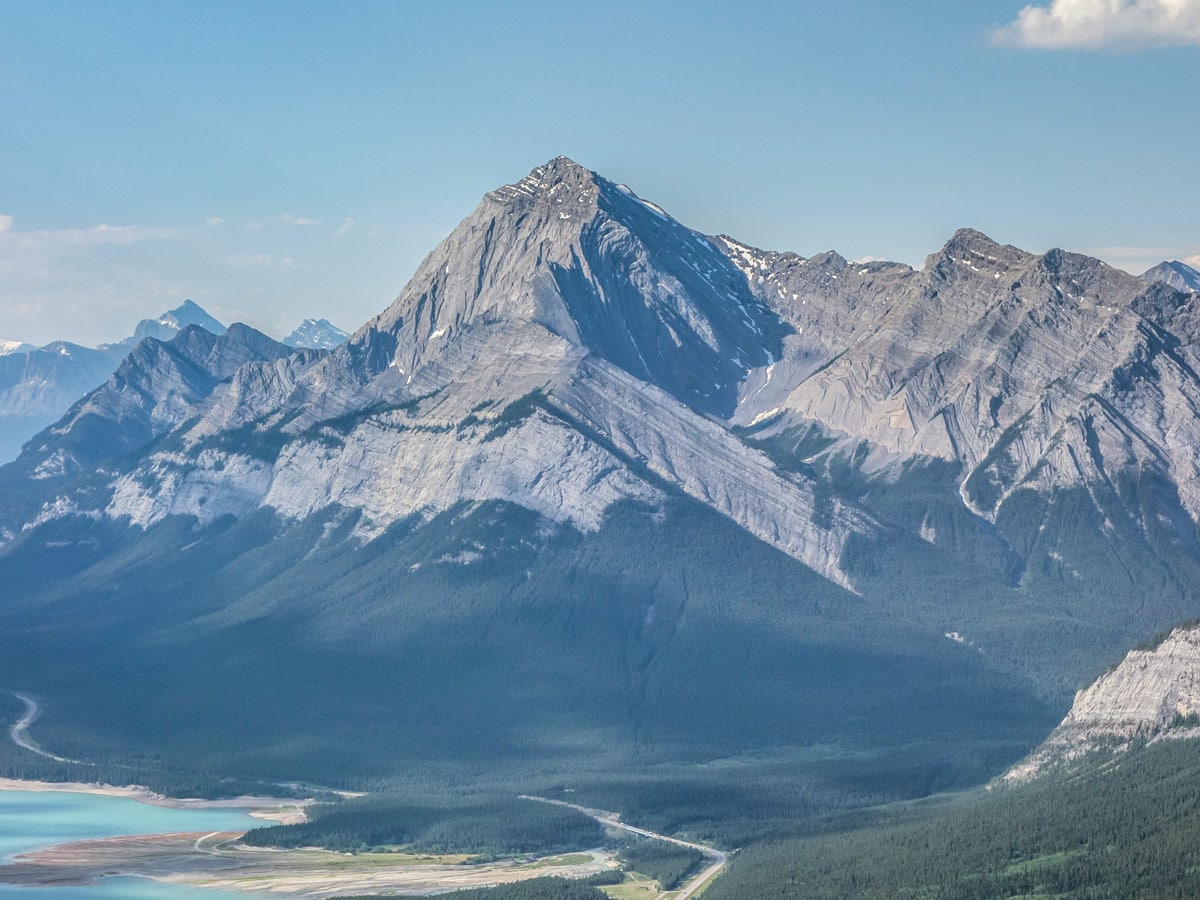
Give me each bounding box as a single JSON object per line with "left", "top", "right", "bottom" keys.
{"left": 1007, "top": 623, "right": 1200, "bottom": 780}
{"left": 731, "top": 228, "right": 1200, "bottom": 523}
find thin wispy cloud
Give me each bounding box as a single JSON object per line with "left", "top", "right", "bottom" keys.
{"left": 993, "top": 0, "right": 1200, "bottom": 49}
{"left": 0, "top": 221, "right": 186, "bottom": 253}
{"left": 1081, "top": 242, "right": 1200, "bottom": 274}
{"left": 206, "top": 216, "right": 225, "bottom": 227}
{"left": 1083, "top": 243, "right": 1182, "bottom": 257}
{"left": 336, "top": 217, "right": 356, "bottom": 238}
{"left": 245, "top": 213, "right": 320, "bottom": 229}
{"left": 0, "top": 217, "right": 187, "bottom": 279}
{"left": 223, "top": 252, "right": 301, "bottom": 272}
{"left": 0, "top": 215, "right": 199, "bottom": 344}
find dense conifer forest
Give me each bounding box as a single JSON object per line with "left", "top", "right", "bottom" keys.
{"left": 242, "top": 797, "right": 602, "bottom": 856}
{"left": 333, "top": 875, "right": 614, "bottom": 900}
{"left": 705, "top": 739, "right": 1200, "bottom": 899}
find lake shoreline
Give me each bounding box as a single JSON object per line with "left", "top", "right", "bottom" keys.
{"left": 0, "top": 778, "right": 309, "bottom": 824}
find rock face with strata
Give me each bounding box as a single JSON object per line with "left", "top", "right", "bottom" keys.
{"left": 1007, "top": 623, "right": 1200, "bottom": 780}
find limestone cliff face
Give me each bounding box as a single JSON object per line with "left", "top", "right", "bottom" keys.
{"left": 1007, "top": 623, "right": 1200, "bottom": 780}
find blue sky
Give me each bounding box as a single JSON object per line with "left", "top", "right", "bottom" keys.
{"left": 2, "top": 0, "right": 1199, "bottom": 345}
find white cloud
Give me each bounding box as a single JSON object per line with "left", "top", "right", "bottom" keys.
{"left": 336, "top": 217, "right": 356, "bottom": 238}
{"left": 206, "top": 216, "right": 225, "bottom": 227}
{"left": 276, "top": 213, "right": 319, "bottom": 227}
{"left": 223, "top": 252, "right": 300, "bottom": 273}
{"left": 0, "top": 223, "right": 185, "bottom": 255}
{"left": 1083, "top": 243, "right": 1180, "bottom": 257}
{"left": 1184, "top": 253, "right": 1200, "bottom": 268}
{"left": 1081, "top": 243, "right": 1199, "bottom": 275}
{"left": 0, "top": 221, "right": 187, "bottom": 341}
{"left": 245, "top": 213, "right": 320, "bottom": 229}
{"left": 993, "top": 0, "right": 1200, "bottom": 49}
{"left": 0, "top": 221, "right": 187, "bottom": 284}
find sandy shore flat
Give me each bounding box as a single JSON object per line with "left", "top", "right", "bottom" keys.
{"left": 0, "top": 831, "right": 614, "bottom": 898}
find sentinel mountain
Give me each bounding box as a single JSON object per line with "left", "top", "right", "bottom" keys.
{"left": 1, "top": 158, "right": 1198, "bottom": 791}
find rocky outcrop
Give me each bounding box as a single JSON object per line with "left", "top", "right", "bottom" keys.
{"left": 6, "top": 325, "right": 295, "bottom": 487}
{"left": 1006, "top": 623, "right": 1200, "bottom": 780}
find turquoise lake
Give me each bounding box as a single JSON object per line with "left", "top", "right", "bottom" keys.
{"left": 0, "top": 790, "right": 265, "bottom": 899}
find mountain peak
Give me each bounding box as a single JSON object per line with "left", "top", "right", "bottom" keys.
{"left": 1142, "top": 260, "right": 1200, "bottom": 293}
{"left": 924, "top": 228, "right": 1029, "bottom": 274}
{"left": 362, "top": 158, "right": 784, "bottom": 417}
{"left": 118, "top": 299, "right": 226, "bottom": 348}
{"left": 943, "top": 227, "right": 1004, "bottom": 255}
{"left": 486, "top": 156, "right": 600, "bottom": 207}
{"left": 285, "top": 317, "right": 349, "bottom": 350}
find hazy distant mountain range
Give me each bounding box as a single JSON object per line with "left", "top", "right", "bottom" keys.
{"left": 2, "top": 157, "right": 1200, "bottom": 797}
{"left": 0, "top": 300, "right": 227, "bottom": 463}
{"left": 0, "top": 303, "right": 346, "bottom": 463}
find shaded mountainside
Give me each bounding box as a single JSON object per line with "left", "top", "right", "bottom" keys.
{"left": 1, "top": 157, "right": 1199, "bottom": 803}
